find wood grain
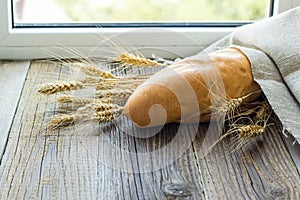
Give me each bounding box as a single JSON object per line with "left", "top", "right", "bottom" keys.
{"left": 0, "top": 61, "right": 30, "bottom": 161}
{"left": 282, "top": 133, "right": 300, "bottom": 175}
{"left": 193, "top": 121, "right": 300, "bottom": 199}
{"left": 0, "top": 60, "right": 299, "bottom": 199}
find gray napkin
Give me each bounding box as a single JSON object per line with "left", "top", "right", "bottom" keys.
{"left": 201, "top": 7, "right": 300, "bottom": 143}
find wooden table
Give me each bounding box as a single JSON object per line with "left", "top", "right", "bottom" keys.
{"left": 1, "top": 61, "right": 299, "bottom": 199}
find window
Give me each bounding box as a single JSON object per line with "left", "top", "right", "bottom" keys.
{"left": 14, "top": 0, "right": 270, "bottom": 24}
{"left": 0, "top": 0, "right": 299, "bottom": 59}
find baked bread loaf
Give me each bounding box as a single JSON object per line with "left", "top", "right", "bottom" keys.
{"left": 124, "top": 47, "right": 261, "bottom": 127}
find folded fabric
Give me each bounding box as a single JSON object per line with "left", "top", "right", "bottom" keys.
{"left": 201, "top": 7, "right": 300, "bottom": 143}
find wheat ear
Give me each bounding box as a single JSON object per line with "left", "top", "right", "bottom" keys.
{"left": 96, "top": 89, "right": 135, "bottom": 99}
{"left": 57, "top": 95, "right": 94, "bottom": 104}
{"left": 230, "top": 125, "right": 265, "bottom": 152}
{"left": 118, "top": 53, "right": 164, "bottom": 67}
{"left": 38, "top": 81, "right": 84, "bottom": 94}
{"left": 255, "top": 101, "right": 271, "bottom": 121}
{"left": 78, "top": 102, "right": 121, "bottom": 111}
{"left": 50, "top": 102, "right": 122, "bottom": 127}
{"left": 207, "top": 123, "right": 265, "bottom": 156}
{"left": 76, "top": 102, "right": 122, "bottom": 115}
{"left": 237, "top": 125, "right": 264, "bottom": 139}
{"left": 217, "top": 90, "right": 262, "bottom": 119}
{"left": 96, "top": 83, "right": 117, "bottom": 90}
{"left": 48, "top": 114, "right": 76, "bottom": 128}
{"left": 96, "top": 82, "right": 138, "bottom": 90}
{"left": 93, "top": 102, "right": 121, "bottom": 111}
{"left": 219, "top": 98, "right": 243, "bottom": 117}
{"left": 93, "top": 107, "right": 124, "bottom": 123}
{"left": 230, "top": 106, "right": 273, "bottom": 153}
{"left": 80, "top": 65, "right": 117, "bottom": 79}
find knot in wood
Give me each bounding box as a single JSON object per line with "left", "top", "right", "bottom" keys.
{"left": 162, "top": 183, "right": 192, "bottom": 198}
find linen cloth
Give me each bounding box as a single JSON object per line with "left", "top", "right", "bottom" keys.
{"left": 201, "top": 7, "right": 300, "bottom": 143}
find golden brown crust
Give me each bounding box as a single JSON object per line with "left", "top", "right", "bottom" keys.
{"left": 124, "top": 47, "right": 261, "bottom": 127}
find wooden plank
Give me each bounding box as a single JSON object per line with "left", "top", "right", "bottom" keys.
{"left": 282, "top": 133, "right": 300, "bottom": 174}
{"left": 0, "top": 60, "right": 300, "bottom": 199}
{"left": 0, "top": 61, "right": 30, "bottom": 162}
{"left": 0, "top": 61, "right": 206, "bottom": 199}
{"left": 193, "top": 120, "right": 300, "bottom": 199}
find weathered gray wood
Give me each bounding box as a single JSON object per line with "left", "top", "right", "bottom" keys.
{"left": 0, "top": 61, "right": 30, "bottom": 162}
{"left": 193, "top": 121, "right": 300, "bottom": 199}
{"left": 282, "top": 133, "right": 300, "bottom": 174}
{"left": 0, "top": 61, "right": 205, "bottom": 199}
{"left": 0, "top": 60, "right": 300, "bottom": 199}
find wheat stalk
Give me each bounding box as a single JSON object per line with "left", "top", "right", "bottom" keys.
{"left": 118, "top": 53, "right": 164, "bottom": 67}
{"left": 38, "top": 81, "right": 84, "bottom": 94}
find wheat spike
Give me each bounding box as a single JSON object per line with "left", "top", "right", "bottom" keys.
{"left": 80, "top": 77, "right": 102, "bottom": 84}
{"left": 57, "top": 95, "right": 94, "bottom": 104}
{"left": 206, "top": 123, "right": 265, "bottom": 156}
{"left": 229, "top": 124, "right": 265, "bottom": 151}
{"left": 93, "top": 102, "right": 121, "bottom": 111}
{"left": 207, "top": 104, "right": 271, "bottom": 156}
{"left": 76, "top": 102, "right": 121, "bottom": 114}
{"left": 38, "top": 81, "right": 84, "bottom": 94}
{"left": 80, "top": 65, "right": 117, "bottom": 79}
{"left": 95, "top": 89, "right": 134, "bottom": 99}
{"left": 216, "top": 90, "right": 262, "bottom": 119}
{"left": 96, "top": 82, "right": 138, "bottom": 90}
{"left": 96, "top": 83, "right": 116, "bottom": 90}
{"left": 93, "top": 107, "right": 124, "bottom": 123}
{"left": 48, "top": 114, "right": 76, "bottom": 128}
{"left": 118, "top": 53, "right": 164, "bottom": 67}
{"left": 237, "top": 125, "right": 264, "bottom": 139}
{"left": 80, "top": 77, "right": 118, "bottom": 90}
{"left": 94, "top": 99, "right": 114, "bottom": 104}
{"left": 229, "top": 106, "right": 272, "bottom": 153}
{"left": 219, "top": 98, "right": 243, "bottom": 115}
{"left": 80, "top": 76, "right": 139, "bottom": 90}
{"left": 57, "top": 95, "right": 75, "bottom": 103}
{"left": 255, "top": 101, "right": 271, "bottom": 121}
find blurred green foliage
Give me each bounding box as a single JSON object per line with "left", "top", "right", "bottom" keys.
{"left": 55, "top": 0, "right": 270, "bottom": 22}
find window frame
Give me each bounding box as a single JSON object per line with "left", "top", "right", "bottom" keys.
{"left": 0, "top": 0, "right": 298, "bottom": 60}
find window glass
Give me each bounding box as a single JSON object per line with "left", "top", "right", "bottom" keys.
{"left": 13, "top": 0, "right": 271, "bottom": 24}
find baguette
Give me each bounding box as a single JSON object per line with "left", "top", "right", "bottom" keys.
{"left": 124, "top": 47, "right": 261, "bottom": 127}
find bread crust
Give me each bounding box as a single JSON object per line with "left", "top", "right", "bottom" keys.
{"left": 124, "top": 47, "right": 261, "bottom": 127}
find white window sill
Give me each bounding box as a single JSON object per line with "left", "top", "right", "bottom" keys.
{"left": 0, "top": 27, "right": 235, "bottom": 59}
